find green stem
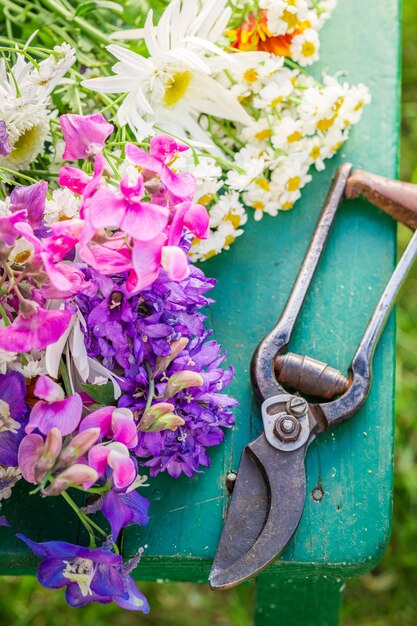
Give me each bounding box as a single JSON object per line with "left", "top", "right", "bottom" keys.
{"left": 144, "top": 361, "right": 155, "bottom": 413}
{"left": 59, "top": 358, "right": 73, "bottom": 396}
{"left": 0, "top": 303, "right": 10, "bottom": 326}
{"left": 0, "top": 165, "right": 38, "bottom": 184}
{"left": 40, "top": 0, "right": 116, "bottom": 46}
{"left": 61, "top": 491, "right": 97, "bottom": 548}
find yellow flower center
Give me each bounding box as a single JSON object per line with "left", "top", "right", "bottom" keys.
{"left": 281, "top": 201, "right": 295, "bottom": 210}
{"left": 225, "top": 235, "right": 235, "bottom": 248}
{"left": 354, "top": 99, "right": 364, "bottom": 111}
{"left": 164, "top": 71, "right": 192, "bottom": 107}
{"left": 255, "top": 129, "right": 272, "bottom": 141}
{"left": 243, "top": 68, "right": 258, "bottom": 83}
{"left": 204, "top": 250, "right": 218, "bottom": 260}
{"left": 271, "top": 96, "right": 283, "bottom": 108}
{"left": 288, "top": 131, "right": 302, "bottom": 143}
{"left": 316, "top": 115, "right": 336, "bottom": 131}
{"left": 310, "top": 146, "right": 321, "bottom": 160}
{"left": 256, "top": 178, "right": 270, "bottom": 191}
{"left": 14, "top": 250, "right": 31, "bottom": 264}
{"left": 301, "top": 41, "right": 316, "bottom": 57}
{"left": 332, "top": 141, "right": 344, "bottom": 153}
{"left": 197, "top": 194, "right": 214, "bottom": 206}
{"left": 287, "top": 176, "right": 301, "bottom": 192}
{"left": 252, "top": 201, "right": 265, "bottom": 210}
{"left": 282, "top": 9, "right": 298, "bottom": 30}
{"left": 225, "top": 211, "right": 241, "bottom": 229}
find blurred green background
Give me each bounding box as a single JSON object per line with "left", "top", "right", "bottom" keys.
{"left": 1, "top": 2, "right": 416, "bottom": 625}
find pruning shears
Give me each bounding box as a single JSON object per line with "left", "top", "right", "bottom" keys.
{"left": 209, "top": 163, "right": 417, "bottom": 590}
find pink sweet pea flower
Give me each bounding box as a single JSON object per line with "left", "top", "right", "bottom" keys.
{"left": 79, "top": 406, "right": 138, "bottom": 449}
{"left": 59, "top": 153, "right": 106, "bottom": 207}
{"left": 0, "top": 306, "right": 72, "bottom": 352}
{"left": 0, "top": 210, "right": 27, "bottom": 246}
{"left": 26, "top": 375, "right": 83, "bottom": 437}
{"left": 87, "top": 442, "right": 136, "bottom": 491}
{"left": 85, "top": 174, "right": 168, "bottom": 242}
{"left": 126, "top": 137, "right": 195, "bottom": 199}
{"left": 18, "top": 427, "right": 63, "bottom": 484}
{"left": 60, "top": 114, "right": 114, "bottom": 161}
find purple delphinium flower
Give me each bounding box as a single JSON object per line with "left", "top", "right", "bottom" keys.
{"left": 18, "top": 534, "right": 149, "bottom": 612}
{"left": 0, "top": 121, "right": 11, "bottom": 156}
{"left": 102, "top": 488, "right": 150, "bottom": 540}
{"left": 75, "top": 245, "right": 236, "bottom": 478}
{"left": 0, "top": 371, "right": 28, "bottom": 467}
{"left": 135, "top": 332, "right": 236, "bottom": 478}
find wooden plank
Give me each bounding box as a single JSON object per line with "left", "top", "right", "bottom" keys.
{"left": 0, "top": 0, "right": 400, "bottom": 580}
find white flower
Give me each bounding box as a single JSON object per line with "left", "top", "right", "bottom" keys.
{"left": 290, "top": 28, "right": 320, "bottom": 66}
{"left": 271, "top": 116, "right": 305, "bottom": 150}
{"left": 0, "top": 349, "right": 17, "bottom": 374}
{"left": 259, "top": 0, "right": 309, "bottom": 36}
{"left": 12, "top": 355, "right": 46, "bottom": 379}
{"left": 9, "top": 237, "right": 35, "bottom": 265}
{"left": 271, "top": 157, "right": 312, "bottom": 209}
{"left": 83, "top": 0, "right": 252, "bottom": 142}
{"left": 0, "top": 42, "right": 75, "bottom": 170}
{"left": 243, "top": 179, "right": 279, "bottom": 221}
{"left": 0, "top": 467, "right": 21, "bottom": 501}
{"left": 44, "top": 188, "right": 81, "bottom": 225}
{"left": 253, "top": 68, "right": 296, "bottom": 109}
{"left": 227, "top": 145, "right": 270, "bottom": 191}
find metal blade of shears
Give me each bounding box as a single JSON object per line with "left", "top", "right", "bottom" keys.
{"left": 209, "top": 435, "right": 309, "bottom": 589}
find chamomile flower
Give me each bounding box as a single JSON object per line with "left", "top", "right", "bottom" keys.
{"left": 290, "top": 28, "right": 320, "bottom": 66}
{"left": 44, "top": 188, "right": 81, "bottom": 225}
{"left": 271, "top": 116, "right": 305, "bottom": 150}
{"left": 259, "top": 0, "right": 309, "bottom": 36}
{"left": 83, "top": 0, "right": 252, "bottom": 142}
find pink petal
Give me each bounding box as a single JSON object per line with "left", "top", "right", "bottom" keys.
{"left": 108, "top": 448, "right": 136, "bottom": 490}
{"left": 18, "top": 434, "right": 44, "bottom": 483}
{"left": 79, "top": 406, "right": 113, "bottom": 439}
{"left": 60, "top": 114, "right": 114, "bottom": 161}
{"left": 34, "top": 375, "right": 64, "bottom": 402}
{"left": 161, "top": 246, "right": 190, "bottom": 281}
{"left": 120, "top": 201, "right": 168, "bottom": 241}
{"left": 26, "top": 394, "right": 83, "bottom": 436}
{"left": 87, "top": 444, "right": 110, "bottom": 481}
{"left": 120, "top": 173, "right": 145, "bottom": 201}
{"left": 0, "top": 308, "right": 72, "bottom": 353}
{"left": 40, "top": 255, "right": 73, "bottom": 292}
{"left": 184, "top": 203, "right": 209, "bottom": 239}
{"left": 88, "top": 243, "right": 133, "bottom": 274}
{"left": 86, "top": 187, "right": 126, "bottom": 230}
{"left": 127, "top": 234, "right": 165, "bottom": 294}
{"left": 0, "top": 210, "right": 27, "bottom": 246}
{"left": 125, "top": 143, "right": 163, "bottom": 176}
{"left": 149, "top": 135, "right": 189, "bottom": 161}
{"left": 161, "top": 166, "right": 196, "bottom": 199}
{"left": 111, "top": 408, "right": 138, "bottom": 449}
{"left": 59, "top": 166, "right": 92, "bottom": 195}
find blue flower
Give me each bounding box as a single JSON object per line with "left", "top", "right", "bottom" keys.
{"left": 18, "top": 534, "right": 149, "bottom": 612}
{"left": 102, "top": 488, "right": 150, "bottom": 540}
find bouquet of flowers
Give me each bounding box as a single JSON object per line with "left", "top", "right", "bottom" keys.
{"left": 0, "top": 0, "right": 369, "bottom": 613}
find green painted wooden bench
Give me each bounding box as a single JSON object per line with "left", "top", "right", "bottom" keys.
{"left": 0, "top": 0, "right": 400, "bottom": 623}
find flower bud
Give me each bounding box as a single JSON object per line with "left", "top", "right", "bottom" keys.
{"left": 34, "top": 428, "right": 62, "bottom": 483}
{"left": 57, "top": 427, "right": 100, "bottom": 469}
{"left": 42, "top": 464, "right": 98, "bottom": 496}
{"left": 155, "top": 337, "right": 189, "bottom": 375}
{"left": 139, "top": 402, "right": 185, "bottom": 432}
{"left": 163, "top": 370, "right": 204, "bottom": 398}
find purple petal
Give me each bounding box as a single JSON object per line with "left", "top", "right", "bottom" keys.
{"left": 65, "top": 583, "right": 113, "bottom": 607}
{"left": 113, "top": 577, "right": 150, "bottom": 612}
{"left": 0, "top": 428, "right": 25, "bottom": 466}
{"left": 37, "top": 558, "right": 68, "bottom": 589}
{"left": 10, "top": 181, "right": 48, "bottom": 229}
{"left": 91, "top": 562, "right": 126, "bottom": 597}
{"left": 0, "top": 516, "right": 10, "bottom": 527}
{"left": 0, "top": 120, "right": 11, "bottom": 156}
{"left": 17, "top": 534, "right": 78, "bottom": 559}
{"left": 0, "top": 371, "right": 27, "bottom": 421}
{"left": 102, "top": 489, "right": 133, "bottom": 540}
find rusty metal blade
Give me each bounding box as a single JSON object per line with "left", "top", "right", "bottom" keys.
{"left": 209, "top": 434, "right": 308, "bottom": 589}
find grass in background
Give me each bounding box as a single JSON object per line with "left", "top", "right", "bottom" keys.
{"left": 1, "top": 2, "right": 416, "bottom": 624}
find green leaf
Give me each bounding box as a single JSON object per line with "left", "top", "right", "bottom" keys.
{"left": 74, "top": 1, "right": 123, "bottom": 17}
{"left": 81, "top": 381, "right": 116, "bottom": 406}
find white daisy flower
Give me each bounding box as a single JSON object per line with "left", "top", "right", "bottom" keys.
{"left": 0, "top": 467, "right": 21, "bottom": 501}
{"left": 259, "top": 0, "right": 309, "bottom": 36}
{"left": 290, "top": 28, "right": 320, "bottom": 66}
{"left": 0, "top": 349, "right": 18, "bottom": 375}
{"left": 271, "top": 116, "right": 305, "bottom": 150}
{"left": 44, "top": 188, "right": 81, "bottom": 225}
{"left": 9, "top": 237, "right": 35, "bottom": 265}
{"left": 83, "top": 0, "right": 252, "bottom": 142}
{"left": 253, "top": 68, "right": 296, "bottom": 109}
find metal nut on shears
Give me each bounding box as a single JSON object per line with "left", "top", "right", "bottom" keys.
{"left": 273, "top": 414, "right": 301, "bottom": 443}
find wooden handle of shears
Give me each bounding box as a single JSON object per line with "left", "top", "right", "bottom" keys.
{"left": 345, "top": 170, "right": 417, "bottom": 230}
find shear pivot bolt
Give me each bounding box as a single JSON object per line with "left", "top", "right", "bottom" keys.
{"left": 273, "top": 414, "right": 301, "bottom": 443}
{"left": 286, "top": 397, "right": 308, "bottom": 417}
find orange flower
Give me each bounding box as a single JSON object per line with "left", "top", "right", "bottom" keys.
{"left": 228, "top": 10, "right": 309, "bottom": 58}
